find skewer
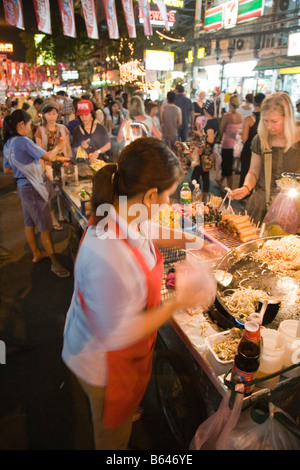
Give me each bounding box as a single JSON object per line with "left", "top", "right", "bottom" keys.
{"left": 259, "top": 223, "right": 266, "bottom": 238}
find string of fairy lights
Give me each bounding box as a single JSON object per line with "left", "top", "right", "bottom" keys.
{"left": 115, "top": 26, "right": 186, "bottom": 89}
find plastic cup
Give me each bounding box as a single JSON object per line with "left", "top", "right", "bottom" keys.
{"left": 256, "top": 329, "right": 286, "bottom": 389}
{"left": 278, "top": 320, "right": 300, "bottom": 378}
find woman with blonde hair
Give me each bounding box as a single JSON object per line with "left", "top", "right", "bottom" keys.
{"left": 230, "top": 92, "right": 300, "bottom": 223}
{"left": 217, "top": 94, "right": 242, "bottom": 189}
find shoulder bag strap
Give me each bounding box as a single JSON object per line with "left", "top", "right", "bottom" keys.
{"left": 264, "top": 150, "right": 273, "bottom": 208}
{"left": 56, "top": 124, "right": 67, "bottom": 155}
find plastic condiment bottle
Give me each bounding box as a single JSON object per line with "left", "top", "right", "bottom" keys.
{"left": 180, "top": 182, "right": 192, "bottom": 204}
{"left": 231, "top": 321, "right": 261, "bottom": 395}
{"left": 256, "top": 329, "right": 286, "bottom": 389}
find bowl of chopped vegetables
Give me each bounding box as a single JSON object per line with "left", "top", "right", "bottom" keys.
{"left": 205, "top": 328, "right": 243, "bottom": 364}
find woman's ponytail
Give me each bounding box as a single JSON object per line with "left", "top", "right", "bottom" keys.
{"left": 3, "top": 109, "right": 31, "bottom": 144}
{"left": 91, "top": 138, "right": 182, "bottom": 225}
{"left": 92, "top": 163, "right": 119, "bottom": 222}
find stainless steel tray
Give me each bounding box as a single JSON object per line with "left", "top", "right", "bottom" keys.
{"left": 214, "top": 236, "right": 300, "bottom": 329}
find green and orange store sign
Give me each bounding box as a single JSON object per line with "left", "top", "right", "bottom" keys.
{"left": 204, "top": 0, "right": 265, "bottom": 31}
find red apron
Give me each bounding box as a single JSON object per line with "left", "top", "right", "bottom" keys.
{"left": 77, "top": 218, "right": 163, "bottom": 429}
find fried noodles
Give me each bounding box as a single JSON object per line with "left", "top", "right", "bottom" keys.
{"left": 222, "top": 286, "right": 270, "bottom": 322}
{"left": 251, "top": 235, "right": 300, "bottom": 279}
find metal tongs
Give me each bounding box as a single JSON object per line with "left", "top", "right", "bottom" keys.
{"left": 281, "top": 172, "right": 300, "bottom": 181}
{"left": 219, "top": 187, "right": 234, "bottom": 214}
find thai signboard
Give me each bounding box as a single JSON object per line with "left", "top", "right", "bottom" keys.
{"left": 204, "top": 4, "right": 224, "bottom": 31}
{"left": 237, "top": 0, "right": 265, "bottom": 23}
{"left": 288, "top": 32, "right": 300, "bottom": 57}
{"left": 145, "top": 50, "right": 174, "bottom": 71}
{"left": 204, "top": 0, "right": 265, "bottom": 31}
{"left": 224, "top": 0, "right": 238, "bottom": 28}
{"left": 0, "top": 43, "right": 14, "bottom": 53}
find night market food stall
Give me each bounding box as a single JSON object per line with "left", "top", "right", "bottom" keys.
{"left": 59, "top": 160, "right": 300, "bottom": 449}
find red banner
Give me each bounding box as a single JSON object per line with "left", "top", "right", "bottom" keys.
{"left": 138, "top": 0, "right": 152, "bottom": 36}
{"left": 58, "top": 0, "right": 76, "bottom": 38}
{"left": 102, "top": 0, "right": 119, "bottom": 39}
{"left": 3, "top": 0, "right": 24, "bottom": 30}
{"left": 80, "top": 0, "right": 99, "bottom": 39}
{"left": 121, "top": 0, "right": 136, "bottom": 38}
{"left": 33, "top": 0, "right": 52, "bottom": 34}
{"left": 156, "top": 0, "right": 169, "bottom": 31}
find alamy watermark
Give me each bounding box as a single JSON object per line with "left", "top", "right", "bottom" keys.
{"left": 95, "top": 198, "right": 205, "bottom": 250}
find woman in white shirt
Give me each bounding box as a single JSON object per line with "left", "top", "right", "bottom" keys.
{"left": 62, "top": 137, "right": 216, "bottom": 450}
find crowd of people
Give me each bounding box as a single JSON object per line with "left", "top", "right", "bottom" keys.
{"left": 1, "top": 86, "right": 300, "bottom": 243}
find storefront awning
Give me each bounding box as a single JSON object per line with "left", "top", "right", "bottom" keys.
{"left": 254, "top": 55, "right": 300, "bottom": 71}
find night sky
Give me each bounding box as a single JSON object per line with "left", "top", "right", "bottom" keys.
{"left": 0, "top": 0, "right": 56, "bottom": 62}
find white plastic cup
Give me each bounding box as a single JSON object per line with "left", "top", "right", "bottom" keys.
{"left": 278, "top": 320, "right": 300, "bottom": 378}
{"left": 256, "top": 329, "right": 286, "bottom": 389}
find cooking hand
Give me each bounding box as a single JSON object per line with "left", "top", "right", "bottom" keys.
{"left": 175, "top": 259, "right": 216, "bottom": 309}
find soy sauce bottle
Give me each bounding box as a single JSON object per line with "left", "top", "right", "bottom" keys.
{"left": 231, "top": 321, "right": 261, "bottom": 395}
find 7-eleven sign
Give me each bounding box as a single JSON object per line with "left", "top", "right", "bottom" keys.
{"left": 224, "top": 0, "right": 238, "bottom": 28}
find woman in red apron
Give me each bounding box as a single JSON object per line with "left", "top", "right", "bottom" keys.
{"left": 62, "top": 138, "right": 216, "bottom": 450}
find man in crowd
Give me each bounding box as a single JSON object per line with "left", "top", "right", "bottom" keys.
{"left": 174, "top": 84, "right": 194, "bottom": 142}
{"left": 10, "top": 100, "right": 19, "bottom": 114}
{"left": 160, "top": 91, "right": 182, "bottom": 151}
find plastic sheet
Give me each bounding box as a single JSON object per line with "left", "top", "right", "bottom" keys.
{"left": 263, "top": 191, "right": 299, "bottom": 236}
{"left": 189, "top": 390, "right": 244, "bottom": 450}
{"left": 227, "top": 401, "right": 300, "bottom": 450}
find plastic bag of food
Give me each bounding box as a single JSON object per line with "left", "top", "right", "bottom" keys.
{"left": 189, "top": 390, "right": 244, "bottom": 450}
{"left": 175, "top": 257, "right": 216, "bottom": 311}
{"left": 227, "top": 401, "right": 300, "bottom": 450}
{"left": 263, "top": 190, "right": 299, "bottom": 236}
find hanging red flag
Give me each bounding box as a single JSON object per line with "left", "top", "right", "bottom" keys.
{"left": 6, "top": 60, "right": 12, "bottom": 81}
{"left": 156, "top": 0, "right": 169, "bottom": 31}
{"left": 121, "top": 0, "right": 136, "bottom": 38}
{"left": 102, "top": 0, "right": 119, "bottom": 39}
{"left": 24, "top": 63, "right": 30, "bottom": 86}
{"left": 57, "top": 0, "right": 76, "bottom": 38}
{"left": 138, "top": 0, "right": 152, "bottom": 36}
{"left": 33, "top": 0, "right": 52, "bottom": 34}
{"left": 80, "top": 0, "right": 99, "bottom": 39}
{"left": 3, "top": 0, "right": 24, "bottom": 30}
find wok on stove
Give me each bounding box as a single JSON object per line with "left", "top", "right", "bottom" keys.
{"left": 211, "top": 236, "right": 300, "bottom": 329}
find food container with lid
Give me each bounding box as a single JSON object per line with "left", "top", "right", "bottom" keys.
{"left": 256, "top": 329, "right": 286, "bottom": 389}
{"left": 278, "top": 320, "right": 300, "bottom": 378}
{"left": 205, "top": 328, "right": 243, "bottom": 364}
